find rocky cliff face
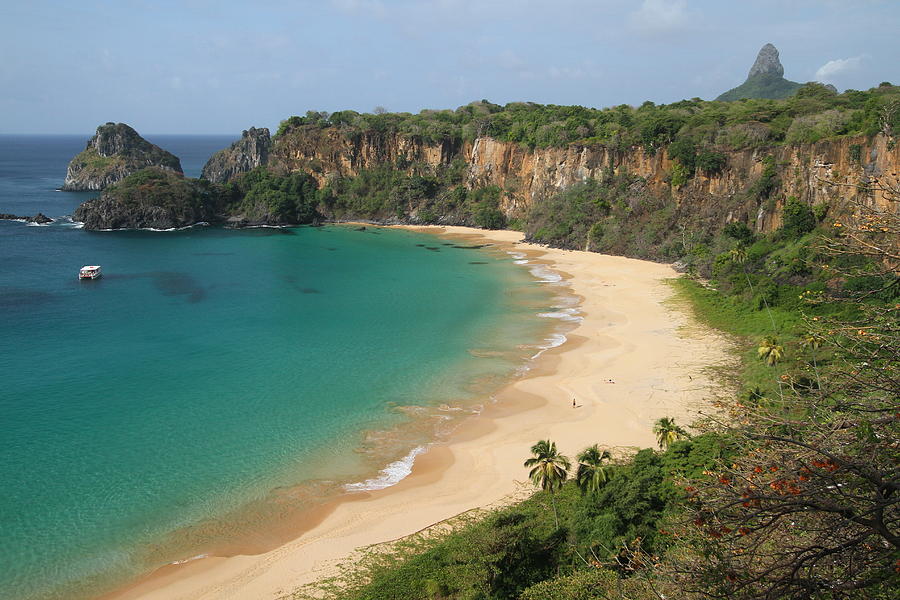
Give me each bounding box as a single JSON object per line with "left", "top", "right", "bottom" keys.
{"left": 748, "top": 43, "right": 784, "bottom": 78}
{"left": 260, "top": 126, "right": 899, "bottom": 235}
{"left": 62, "top": 123, "right": 183, "bottom": 191}
{"left": 200, "top": 127, "right": 271, "bottom": 183}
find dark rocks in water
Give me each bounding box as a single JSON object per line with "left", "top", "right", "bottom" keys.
{"left": 452, "top": 244, "right": 489, "bottom": 249}
{"left": 200, "top": 127, "right": 271, "bottom": 184}
{"left": 415, "top": 243, "right": 426, "bottom": 247}
{"left": 355, "top": 226, "right": 367, "bottom": 231}
{"left": 0, "top": 212, "right": 52, "bottom": 224}
{"left": 425, "top": 246, "right": 440, "bottom": 251}
{"left": 468, "top": 261, "right": 488, "bottom": 264}
{"left": 62, "top": 123, "right": 182, "bottom": 191}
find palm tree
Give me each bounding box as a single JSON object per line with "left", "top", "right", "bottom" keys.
{"left": 729, "top": 243, "right": 777, "bottom": 331}
{"left": 523, "top": 439, "right": 570, "bottom": 527}
{"left": 728, "top": 246, "right": 747, "bottom": 265}
{"left": 575, "top": 444, "right": 612, "bottom": 494}
{"left": 653, "top": 417, "right": 688, "bottom": 450}
{"left": 757, "top": 336, "right": 785, "bottom": 366}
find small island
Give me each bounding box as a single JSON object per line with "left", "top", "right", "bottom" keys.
{"left": 61, "top": 122, "right": 182, "bottom": 191}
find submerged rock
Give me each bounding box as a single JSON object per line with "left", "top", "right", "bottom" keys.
{"left": 62, "top": 123, "right": 183, "bottom": 191}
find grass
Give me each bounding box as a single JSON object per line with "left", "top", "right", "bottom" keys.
{"left": 667, "top": 277, "right": 804, "bottom": 398}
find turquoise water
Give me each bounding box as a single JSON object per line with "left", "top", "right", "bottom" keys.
{"left": 0, "top": 137, "right": 561, "bottom": 599}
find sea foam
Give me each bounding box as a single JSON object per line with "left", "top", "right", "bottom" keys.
{"left": 343, "top": 446, "right": 427, "bottom": 492}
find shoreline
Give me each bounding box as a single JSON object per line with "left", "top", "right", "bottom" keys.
{"left": 107, "top": 225, "right": 731, "bottom": 600}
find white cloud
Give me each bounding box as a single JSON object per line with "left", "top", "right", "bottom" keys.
{"left": 629, "top": 0, "right": 689, "bottom": 34}
{"left": 815, "top": 56, "right": 865, "bottom": 83}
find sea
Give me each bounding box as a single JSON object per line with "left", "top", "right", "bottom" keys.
{"left": 0, "top": 135, "right": 578, "bottom": 599}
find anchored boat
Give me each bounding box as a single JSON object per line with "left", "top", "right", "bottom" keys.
{"left": 79, "top": 265, "right": 102, "bottom": 280}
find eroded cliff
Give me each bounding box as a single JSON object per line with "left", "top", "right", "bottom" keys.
{"left": 215, "top": 125, "right": 897, "bottom": 235}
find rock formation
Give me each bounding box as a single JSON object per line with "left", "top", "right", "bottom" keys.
{"left": 748, "top": 43, "right": 784, "bottom": 78}
{"left": 716, "top": 43, "right": 803, "bottom": 101}
{"left": 73, "top": 168, "right": 221, "bottom": 230}
{"left": 258, "top": 125, "right": 899, "bottom": 235}
{"left": 200, "top": 127, "right": 271, "bottom": 183}
{"left": 0, "top": 212, "right": 53, "bottom": 224}
{"left": 62, "top": 123, "right": 183, "bottom": 191}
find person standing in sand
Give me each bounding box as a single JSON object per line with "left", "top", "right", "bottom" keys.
{"left": 572, "top": 398, "right": 576, "bottom": 408}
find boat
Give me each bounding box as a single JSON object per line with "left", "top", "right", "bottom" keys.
{"left": 79, "top": 265, "right": 102, "bottom": 280}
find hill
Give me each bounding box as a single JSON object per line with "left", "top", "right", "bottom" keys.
{"left": 716, "top": 43, "right": 803, "bottom": 101}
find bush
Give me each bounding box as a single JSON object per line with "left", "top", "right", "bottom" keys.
{"left": 696, "top": 149, "right": 727, "bottom": 174}
{"left": 723, "top": 222, "right": 755, "bottom": 245}
{"left": 233, "top": 167, "right": 319, "bottom": 223}
{"left": 781, "top": 196, "right": 816, "bottom": 238}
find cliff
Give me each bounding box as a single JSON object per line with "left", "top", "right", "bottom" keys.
{"left": 201, "top": 127, "right": 271, "bottom": 183}
{"left": 62, "top": 123, "right": 183, "bottom": 191}
{"left": 216, "top": 125, "right": 895, "bottom": 233}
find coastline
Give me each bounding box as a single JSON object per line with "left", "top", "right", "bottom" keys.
{"left": 107, "top": 225, "right": 731, "bottom": 600}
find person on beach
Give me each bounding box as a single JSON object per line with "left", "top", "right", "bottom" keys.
{"left": 573, "top": 398, "right": 576, "bottom": 408}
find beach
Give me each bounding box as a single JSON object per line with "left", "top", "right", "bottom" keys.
{"left": 109, "top": 225, "right": 731, "bottom": 600}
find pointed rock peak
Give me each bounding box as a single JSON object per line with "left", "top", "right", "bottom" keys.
{"left": 748, "top": 43, "right": 784, "bottom": 78}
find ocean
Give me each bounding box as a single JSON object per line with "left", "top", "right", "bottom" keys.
{"left": 0, "top": 135, "right": 573, "bottom": 599}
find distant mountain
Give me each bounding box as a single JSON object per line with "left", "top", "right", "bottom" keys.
{"left": 716, "top": 43, "right": 803, "bottom": 102}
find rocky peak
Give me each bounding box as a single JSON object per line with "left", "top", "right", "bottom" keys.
{"left": 201, "top": 127, "right": 271, "bottom": 183}
{"left": 716, "top": 43, "right": 800, "bottom": 101}
{"left": 748, "top": 43, "right": 784, "bottom": 78}
{"left": 62, "top": 123, "right": 182, "bottom": 191}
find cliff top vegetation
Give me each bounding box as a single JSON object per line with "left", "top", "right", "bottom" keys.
{"left": 275, "top": 82, "right": 900, "bottom": 152}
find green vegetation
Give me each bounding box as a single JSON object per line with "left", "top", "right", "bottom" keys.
{"left": 652, "top": 417, "right": 689, "bottom": 450}
{"left": 276, "top": 84, "right": 900, "bottom": 154}
{"left": 67, "top": 149, "right": 124, "bottom": 174}
{"left": 316, "top": 159, "right": 507, "bottom": 228}
{"left": 294, "top": 435, "right": 729, "bottom": 600}
{"left": 227, "top": 167, "right": 320, "bottom": 224}
{"left": 715, "top": 73, "right": 803, "bottom": 102}
{"left": 102, "top": 167, "right": 224, "bottom": 215}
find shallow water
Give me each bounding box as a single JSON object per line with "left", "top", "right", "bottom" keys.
{"left": 0, "top": 136, "right": 567, "bottom": 599}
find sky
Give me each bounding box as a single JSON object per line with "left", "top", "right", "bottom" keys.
{"left": 1, "top": 0, "right": 897, "bottom": 134}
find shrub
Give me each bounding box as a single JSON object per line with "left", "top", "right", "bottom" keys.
{"left": 781, "top": 196, "right": 816, "bottom": 238}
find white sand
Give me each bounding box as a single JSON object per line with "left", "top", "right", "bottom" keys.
{"left": 110, "top": 226, "right": 729, "bottom": 600}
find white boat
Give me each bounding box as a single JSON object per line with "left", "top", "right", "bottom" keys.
{"left": 79, "top": 265, "right": 102, "bottom": 280}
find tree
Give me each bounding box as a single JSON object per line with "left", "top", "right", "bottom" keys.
{"left": 756, "top": 336, "right": 784, "bottom": 366}
{"left": 673, "top": 176, "right": 899, "bottom": 599}
{"left": 575, "top": 444, "right": 613, "bottom": 495}
{"left": 524, "top": 439, "right": 571, "bottom": 527}
{"left": 653, "top": 417, "right": 688, "bottom": 450}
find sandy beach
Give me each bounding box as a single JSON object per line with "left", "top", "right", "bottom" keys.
{"left": 110, "top": 226, "right": 730, "bottom": 600}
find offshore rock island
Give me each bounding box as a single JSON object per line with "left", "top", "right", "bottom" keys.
{"left": 62, "top": 122, "right": 182, "bottom": 191}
